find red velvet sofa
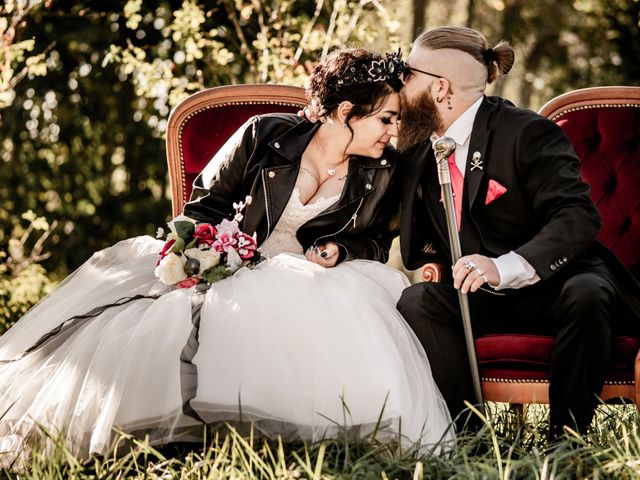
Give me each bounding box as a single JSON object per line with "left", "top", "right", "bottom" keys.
{"left": 166, "top": 84, "right": 640, "bottom": 408}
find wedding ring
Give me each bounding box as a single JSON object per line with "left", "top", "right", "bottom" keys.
{"left": 482, "top": 274, "right": 488, "bottom": 283}
{"left": 463, "top": 261, "right": 476, "bottom": 271}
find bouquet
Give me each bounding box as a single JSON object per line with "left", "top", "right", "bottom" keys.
{"left": 154, "top": 196, "right": 259, "bottom": 288}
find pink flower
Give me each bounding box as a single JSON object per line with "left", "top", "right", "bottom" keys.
{"left": 176, "top": 277, "right": 201, "bottom": 289}
{"left": 194, "top": 224, "right": 217, "bottom": 246}
{"left": 236, "top": 233, "right": 257, "bottom": 259}
{"left": 213, "top": 231, "right": 238, "bottom": 253}
{"left": 216, "top": 219, "right": 240, "bottom": 237}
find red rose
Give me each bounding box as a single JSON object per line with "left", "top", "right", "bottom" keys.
{"left": 157, "top": 239, "right": 176, "bottom": 265}
{"left": 194, "top": 224, "right": 217, "bottom": 246}
{"left": 176, "top": 277, "right": 201, "bottom": 289}
{"left": 236, "top": 232, "right": 257, "bottom": 260}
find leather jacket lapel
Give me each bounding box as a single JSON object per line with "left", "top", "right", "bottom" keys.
{"left": 243, "top": 122, "right": 318, "bottom": 241}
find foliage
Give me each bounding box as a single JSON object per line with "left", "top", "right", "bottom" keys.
{"left": 418, "top": 0, "right": 640, "bottom": 108}
{"left": 0, "top": 1, "right": 48, "bottom": 113}
{"left": 0, "top": 1, "right": 171, "bottom": 277}
{"left": 0, "top": 211, "right": 56, "bottom": 334}
{"left": 0, "top": 1, "right": 401, "bottom": 279}
{"left": 2, "top": 403, "right": 640, "bottom": 478}
{"left": 104, "top": 0, "right": 404, "bottom": 137}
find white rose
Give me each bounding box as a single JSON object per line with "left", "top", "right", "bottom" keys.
{"left": 154, "top": 252, "right": 187, "bottom": 285}
{"left": 226, "top": 246, "right": 243, "bottom": 273}
{"left": 184, "top": 247, "right": 221, "bottom": 273}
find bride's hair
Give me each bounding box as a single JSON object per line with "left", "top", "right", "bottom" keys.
{"left": 306, "top": 48, "right": 403, "bottom": 124}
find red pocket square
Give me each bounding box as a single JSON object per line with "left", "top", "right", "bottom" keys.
{"left": 485, "top": 179, "right": 507, "bottom": 205}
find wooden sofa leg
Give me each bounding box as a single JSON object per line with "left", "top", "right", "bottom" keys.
{"left": 634, "top": 348, "right": 640, "bottom": 411}
{"left": 508, "top": 403, "right": 526, "bottom": 430}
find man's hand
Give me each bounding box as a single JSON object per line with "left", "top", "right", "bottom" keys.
{"left": 305, "top": 243, "right": 339, "bottom": 267}
{"left": 452, "top": 254, "right": 500, "bottom": 293}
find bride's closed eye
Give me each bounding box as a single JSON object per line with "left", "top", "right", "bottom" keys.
{"left": 381, "top": 117, "right": 394, "bottom": 125}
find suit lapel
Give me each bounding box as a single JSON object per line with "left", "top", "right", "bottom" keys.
{"left": 464, "top": 97, "right": 493, "bottom": 209}
{"left": 459, "top": 97, "right": 498, "bottom": 254}
{"left": 400, "top": 142, "right": 432, "bottom": 262}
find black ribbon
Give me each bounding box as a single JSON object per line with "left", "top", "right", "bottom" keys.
{"left": 0, "top": 294, "right": 160, "bottom": 365}
{"left": 179, "top": 283, "right": 210, "bottom": 423}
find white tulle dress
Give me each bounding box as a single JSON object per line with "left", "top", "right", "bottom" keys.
{"left": 0, "top": 188, "right": 453, "bottom": 464}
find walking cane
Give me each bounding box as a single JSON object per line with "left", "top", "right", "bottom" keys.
{"left": 433, "top": 136, "right": 485, "bottom": 410}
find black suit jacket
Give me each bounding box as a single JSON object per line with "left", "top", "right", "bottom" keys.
{"left": 399, "top": 95, "right": 640, "bottom": 317}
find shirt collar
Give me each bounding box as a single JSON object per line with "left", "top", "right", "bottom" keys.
{"left": 443, "top": 96, "right": 483, "bottom": 147}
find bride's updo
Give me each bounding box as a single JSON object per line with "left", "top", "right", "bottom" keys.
{"left": 306, "top": 48, "right": 404, "bottom": 124}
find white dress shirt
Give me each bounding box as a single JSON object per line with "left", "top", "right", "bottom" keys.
{"left": 439, "top": 97, "right": 540, "bottom": 290}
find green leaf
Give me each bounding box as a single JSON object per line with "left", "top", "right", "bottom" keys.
{"left": 170, "top": 237, "right": 185, "bottom": 253}
{"left": 174, "top": 221, "right": 195, "bottom": 240}
{"left": 201, "top": 264, "right": 231, "bottom": 284}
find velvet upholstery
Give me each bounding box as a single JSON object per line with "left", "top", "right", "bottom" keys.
{"left": 166, "top": 84, "right": 308, "bottom": 217}
{"left": 477, "top": 335, "right": 639, "bottom": 383}
{"left": 476, "top": 87, "right": 640, "bottom": 405}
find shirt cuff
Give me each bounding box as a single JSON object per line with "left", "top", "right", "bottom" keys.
{"left": 490, "top": 251, "right": 540, "bottom": 290}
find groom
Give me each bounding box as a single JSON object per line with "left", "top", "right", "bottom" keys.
{"left": 395, "top": 26, "right": 640, "bottom": 435}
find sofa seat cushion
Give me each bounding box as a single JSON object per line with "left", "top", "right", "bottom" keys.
{"left": 476, "top": 334, "right": 640, "bottom": 382}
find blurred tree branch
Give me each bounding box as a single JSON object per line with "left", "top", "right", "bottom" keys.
{"left": 0, "top": 0, "right": 48, "bottom": 114}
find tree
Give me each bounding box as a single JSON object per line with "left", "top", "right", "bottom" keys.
{"left": 0, "top": 0, "right": 402, "bottom": 279}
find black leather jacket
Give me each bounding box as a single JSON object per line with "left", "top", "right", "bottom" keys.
{"left": 183, "top": 113, "right": 400, "bottom": 263}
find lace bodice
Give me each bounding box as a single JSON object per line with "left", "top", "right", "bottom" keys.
{"left": 259, "top": 188, "right": 339, "bottom": 258}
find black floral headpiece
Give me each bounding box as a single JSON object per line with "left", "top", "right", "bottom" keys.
{"left": 335, "top": 49, "right": 406, "bottom": 87}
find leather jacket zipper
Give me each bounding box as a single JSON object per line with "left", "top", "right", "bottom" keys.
{"left": 261, "top": 170, "right": 272, "bottom": 238}
{"left": 312, "top": 198, "right": 364, "bottom": 247}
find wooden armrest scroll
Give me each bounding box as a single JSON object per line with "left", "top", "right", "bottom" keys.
{"left": 421, "top": 263, "right": 444, "bottom": 283}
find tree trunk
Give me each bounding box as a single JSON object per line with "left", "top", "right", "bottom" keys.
{"left": 412, "top": 0, "right": 429, "bottom": 37}
{"left": 466, "top": 0, "right": 475, "bottom": 28}
{"left": 491, "top": 0, "right": 520, "bottom": 98}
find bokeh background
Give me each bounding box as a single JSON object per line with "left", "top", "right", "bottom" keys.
{"left": 1, "top": 0, "right": 639, "bottom": 326}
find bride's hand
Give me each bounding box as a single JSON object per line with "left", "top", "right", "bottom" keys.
{"left": 305, "top": 243, "right": 339, "bottom": 267}
{"left": 297, "top": 99, "right": 321, "bottom": 123}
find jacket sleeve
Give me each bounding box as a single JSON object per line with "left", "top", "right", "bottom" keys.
{"left": 329, "top": 170, "right": 401, "bottom": 264}
{"left": 513, "top": 117, "right": 601, "bottom": 280}
{"left": 405, "top": 195, "right": 449, "bottom": 270}
{"left": 182, "top": 116, "right": 259, "bottom": 223}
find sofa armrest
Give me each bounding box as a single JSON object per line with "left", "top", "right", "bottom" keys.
{"left": 420, "top": 263, "right": 445, "bottom": 283}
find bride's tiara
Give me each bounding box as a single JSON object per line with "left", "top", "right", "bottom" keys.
{"left": 335, "top": 49, "right": 406, "bottom": 87}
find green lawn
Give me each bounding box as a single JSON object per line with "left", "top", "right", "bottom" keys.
{"left": 2, "top": 403, "right": 640, "bottom": 479}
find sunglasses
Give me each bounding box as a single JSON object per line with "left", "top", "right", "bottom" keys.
{"left": 402, "top": 65, "right": 445, "bottom": 80}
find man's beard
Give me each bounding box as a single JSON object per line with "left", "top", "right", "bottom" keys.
{"left": 397, "top": 89, "right": 444, "bottom": 153}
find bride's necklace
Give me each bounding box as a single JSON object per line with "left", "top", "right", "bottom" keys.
{"left": 315, "top": 134, "right": 345, "bottom": 176}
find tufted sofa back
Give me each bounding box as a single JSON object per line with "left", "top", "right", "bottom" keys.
{"left": 166, "top": 84, "right": 308, "bottom": 217}
{"left": 539, "top": 87, "right": 640, "bottom": 281}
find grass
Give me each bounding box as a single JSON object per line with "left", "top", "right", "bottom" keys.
{"left": 2, "top": 402, "right": 640, "bottom": 479}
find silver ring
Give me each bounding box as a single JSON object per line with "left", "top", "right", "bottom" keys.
{"left": 482, "top": 274, "right": 488, "bottom": 283}
{"left": 476, "top": 269, "right": 484, "bottom": 277}
{"left": 463, "top": 261, "right": 476, "bottom": 271}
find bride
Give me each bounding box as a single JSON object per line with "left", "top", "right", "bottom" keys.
{"left": 0, "top": 47, "right": 453, "bottom": 463}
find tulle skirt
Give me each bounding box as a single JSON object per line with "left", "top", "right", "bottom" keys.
{"left": 0, "top": 236, "right": 453, "bottom": 463}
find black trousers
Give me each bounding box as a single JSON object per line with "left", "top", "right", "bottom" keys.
{"left": 397, "top": 271, "right": 619, "bottom": 434}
